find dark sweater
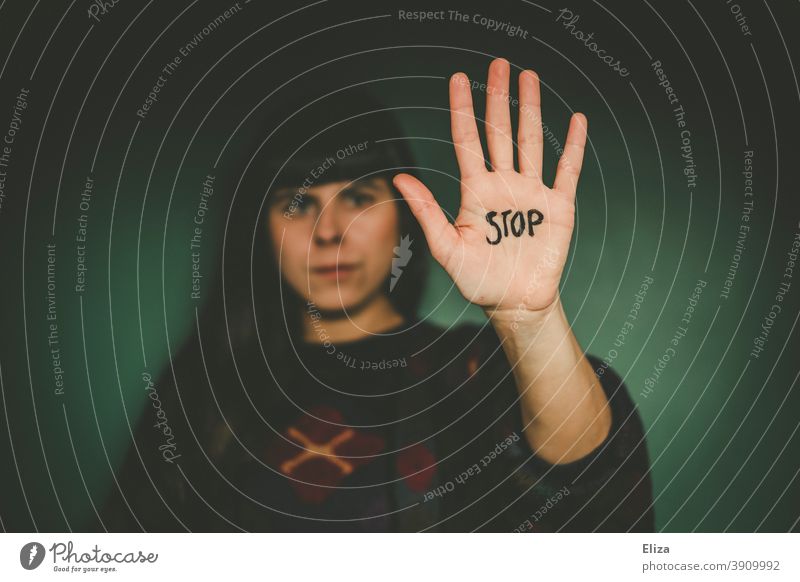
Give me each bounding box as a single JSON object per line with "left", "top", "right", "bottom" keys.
{"left": 96, "top": 321, "right": 654, "bottom": 532}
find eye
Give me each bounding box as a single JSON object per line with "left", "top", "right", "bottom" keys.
{"left": 292, "top": 195, "right": 312, "bottom": 213}
{"left": 342, "top": 190, "right": 375, "bottom": 208}
{"left": 277, "top": 192, "right": 316, "bottom": 217}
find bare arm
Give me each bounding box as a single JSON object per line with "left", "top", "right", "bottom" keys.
{"left": 488, "top": 297, "right": 611, "bottom": 464}
{"left": 394, "top": 57, "right": 609, "bottom": 465}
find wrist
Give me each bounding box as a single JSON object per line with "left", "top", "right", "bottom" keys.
{"left": 484, "top": 293, "right": 564, "bottom": 336}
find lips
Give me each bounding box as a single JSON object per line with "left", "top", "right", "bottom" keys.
{"left": 310, "top": 263, "right": 359, "bottom": 279}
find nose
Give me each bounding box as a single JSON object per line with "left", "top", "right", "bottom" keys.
{"left": 313, "top": 203, "right": 343, "bottom": 245}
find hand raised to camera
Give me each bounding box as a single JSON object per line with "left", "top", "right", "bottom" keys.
{"left": 393, "top": 58, "right": 588, "bottom": 315}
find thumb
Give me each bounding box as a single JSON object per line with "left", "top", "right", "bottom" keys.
{"left": 392, "top": 173, "right": 457, "bottom": 263}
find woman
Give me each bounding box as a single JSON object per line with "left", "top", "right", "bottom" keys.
{"left": 97, "top": 58, "right": 654, "bottom": 532}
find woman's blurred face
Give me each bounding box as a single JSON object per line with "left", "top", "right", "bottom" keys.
{"left": 268, "top": 177, "right": 400, "bottom": 313}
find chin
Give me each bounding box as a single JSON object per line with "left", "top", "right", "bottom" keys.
{"left": 306, "top": 289, "right": 369, "bottom": 315}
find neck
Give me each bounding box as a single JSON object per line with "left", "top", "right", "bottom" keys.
{"left": 302, "top": 294, "right": 404, "bottom": 343}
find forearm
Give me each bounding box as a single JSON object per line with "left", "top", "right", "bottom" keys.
{"left": 487, "top": 295, "right": 612, "bottom": 464}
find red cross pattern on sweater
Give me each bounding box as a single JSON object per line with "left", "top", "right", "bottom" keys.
{"left": 265, "top": 406, "right": 385, "bottom": 504}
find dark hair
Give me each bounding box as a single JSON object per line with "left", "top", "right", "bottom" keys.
{"left": 250, "top": 86, "right": 429, "bottom": 334}
{"left": 100, "top": 88, "right": 431, "bottom": 530}
{"left": 218, "top": 86, "right": 430, "bottom": 416}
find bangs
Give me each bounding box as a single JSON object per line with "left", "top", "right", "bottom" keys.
{"left": 256, "top": 88, "right": 416, "bottom": 192}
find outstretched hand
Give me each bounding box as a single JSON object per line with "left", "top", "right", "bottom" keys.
{"left": 393, "top": 58, "right": 588, "bottom": 315}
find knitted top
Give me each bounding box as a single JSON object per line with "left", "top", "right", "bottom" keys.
{"left": 97, "top": 321, "right": 654, "bottom": 532}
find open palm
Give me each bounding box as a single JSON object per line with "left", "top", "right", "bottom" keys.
{"left": 393, "top": 58, "right": 588, "bottom": 314}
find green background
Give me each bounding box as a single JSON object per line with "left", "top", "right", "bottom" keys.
{"left": 0, "top": 0, "right": 798, "bottom": 532}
